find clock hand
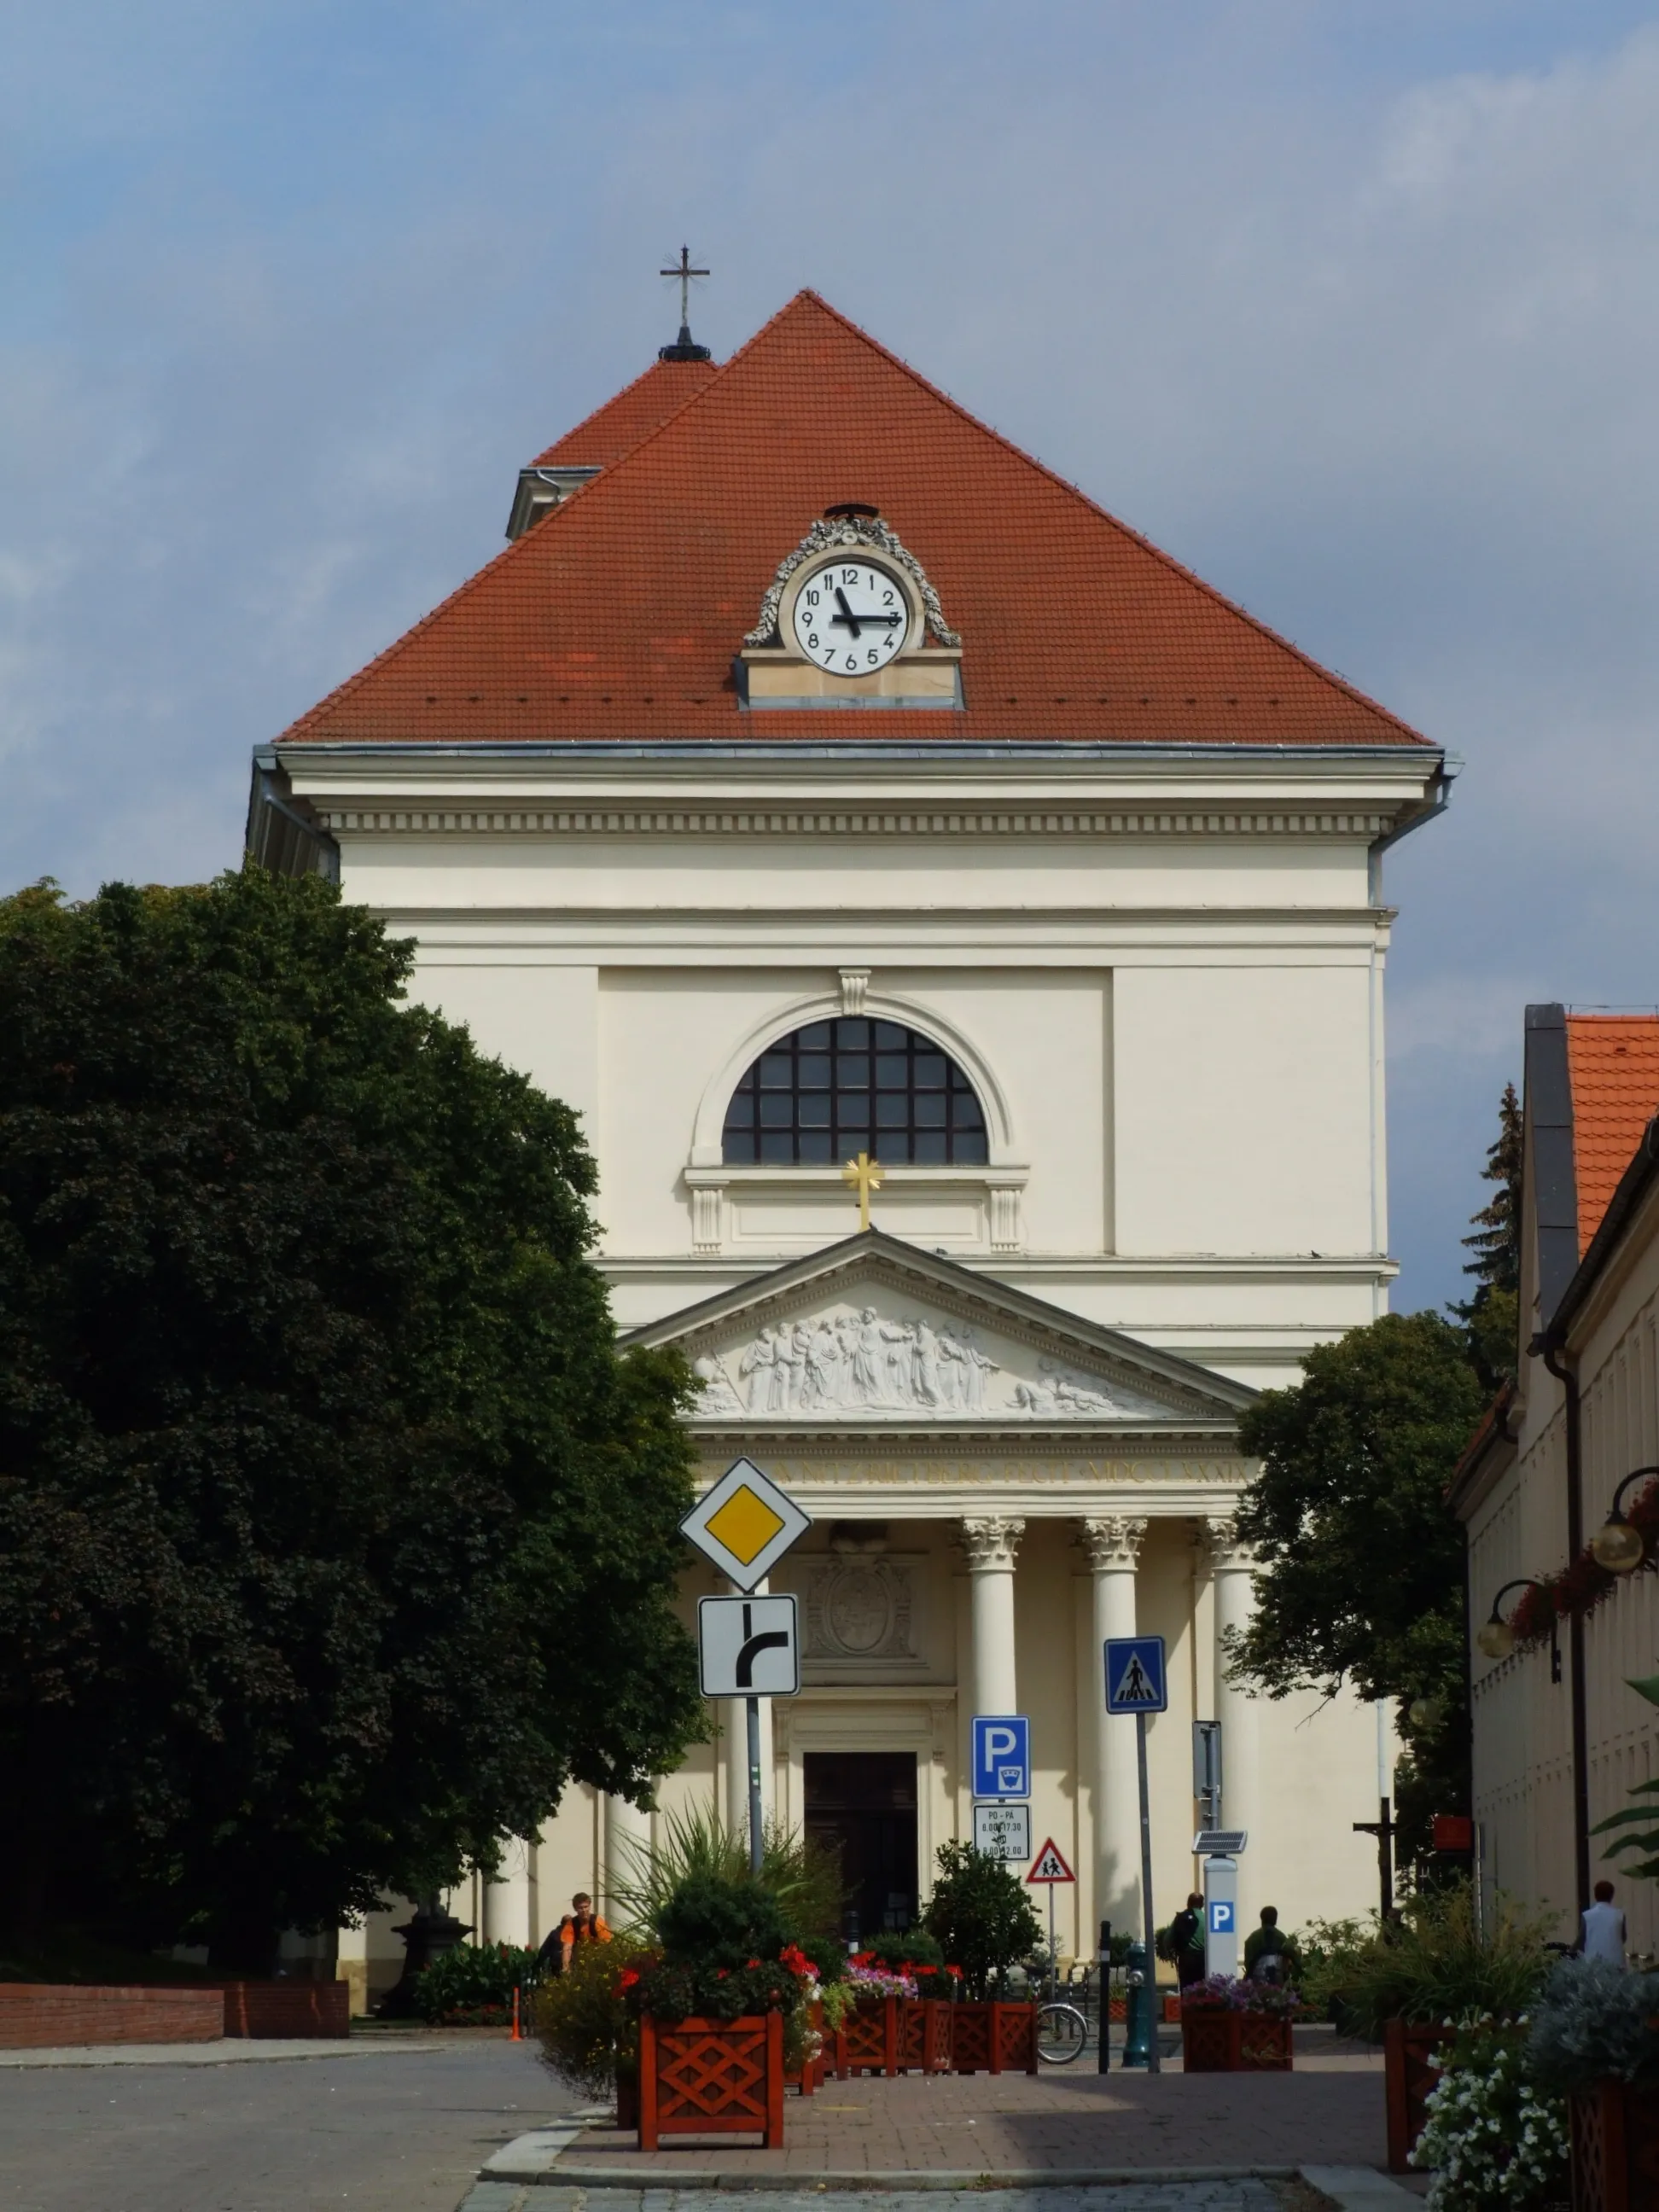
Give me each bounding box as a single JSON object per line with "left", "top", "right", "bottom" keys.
{"left": 829, "top": 608, "right": 902, "bottom": 630}
{"left": 833, "top": 586, "right": 863, "bottom": 639}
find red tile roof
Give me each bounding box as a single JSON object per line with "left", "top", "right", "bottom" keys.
{"left": 1565, "top": 1015, "right": 1659, "bottom": 1252}
{"left": 528, "top": 355, "right": 717, "bottom": 469}
{"left": 277, "top": 291, "right": 1433, "bottom": 749}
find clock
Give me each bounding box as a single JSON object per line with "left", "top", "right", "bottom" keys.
{"left": 790, "top": 558, "right": 911, "bottom": 676}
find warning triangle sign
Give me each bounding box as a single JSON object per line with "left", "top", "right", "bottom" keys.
{"left": 1026, "top": 1837, "right": 1075, "bottom": 1884}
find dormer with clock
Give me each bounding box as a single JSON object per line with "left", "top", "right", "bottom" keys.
{"left": 739, "top": 504, "right": 963, "bottom": 708}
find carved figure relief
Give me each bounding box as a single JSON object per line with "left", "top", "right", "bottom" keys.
{"left": 693, "top": 1299, "right": 1165, "bottom": 1422}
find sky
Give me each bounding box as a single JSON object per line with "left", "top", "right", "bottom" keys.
{"left": 5, "top": 0, "right": 1659, "bottom": 1318}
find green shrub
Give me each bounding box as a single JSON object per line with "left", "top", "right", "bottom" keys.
{"left": 536, "top": 1933, "right": 647, "bottom": 2098}
{"left": 861, "top": 1928, "right": 944, "bottom": 1970}
{"left": 605, "top": 1806, "right": 845, "bottom": 1967}
{"left": 413, "top": 1940, "right": 538, "bottom": 2025}
{"left": 1528, "top": 1957, "right": 1659, "bottom": 2093}
{"left": 1298, "top": 1883, "right": 1551, "bottom": 2039}
{"left": 656, "top": 1871, "right": 793, "bottom": 1970}
{"left": 922, "top": 1842, "right": 1043, "bottom": 2000}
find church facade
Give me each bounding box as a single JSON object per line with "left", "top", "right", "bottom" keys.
{"left": 248, "top": 292, "right": 1448, "bottom": 2003}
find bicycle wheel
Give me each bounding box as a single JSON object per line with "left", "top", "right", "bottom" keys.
{"left": 1035, "top": 2000, "right": 1089, "bottom": 2064}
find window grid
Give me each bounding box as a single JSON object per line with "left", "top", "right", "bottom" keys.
{"left": 721, "top": 1018, "right": 989, "bottom": 1167}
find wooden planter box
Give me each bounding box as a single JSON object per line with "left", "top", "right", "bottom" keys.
{"left": 784, "top": 2000, "right": 824, "bottom": 2096}
{"left": 1383, "top": 2019, "right": 1455, "bottom": 2173}
{"left": 1570, "top": 2081, "right": 1659, "bottom": 2212}
{"left": 637, "top": 2012, "right": 784, "bottom": 2150}
{"left": 948, "top": 2000, "right": 1039, "bottom": 2075}
{"left": 1179, "top": 2008, "right": 1294, "bottom": 2072}
{"left": 897, "top": 1998, "right": 954, "bottom": 2074}
{"left": 835, "top": 1993, "right": 898, "bottom": 2079}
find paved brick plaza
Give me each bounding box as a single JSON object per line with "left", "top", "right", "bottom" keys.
{"left": 560, "top": 2032, "right": 1389, "bottom": 2180}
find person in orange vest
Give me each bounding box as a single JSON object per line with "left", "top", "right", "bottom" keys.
{"left": 538, "top": 1892, "right": 612, "bottom": 1976}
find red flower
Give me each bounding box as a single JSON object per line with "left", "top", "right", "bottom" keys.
{"left": 716, "top": 1968, "right": 729, "bottom": 1979}
{"left": 946, "top": 1965, "right": 963, "bottom": 1980}
{"left": 618, "top": 1968, "right": 640, "bottom": 1992}
{"left": 779, "top": 1945, "right": 813, "bottom": 1978}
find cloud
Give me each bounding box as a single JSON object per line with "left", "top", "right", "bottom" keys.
{"left": 2, "top": 3, "right": 1656, "bottom": 1309}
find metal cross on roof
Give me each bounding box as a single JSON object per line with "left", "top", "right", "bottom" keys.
{"left": 659, "top": 247, "right": 712, "bottom": 362}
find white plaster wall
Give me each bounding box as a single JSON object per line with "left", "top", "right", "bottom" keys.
{"left": 1113, "top": 964, "right": 1376, "bottom": 1259}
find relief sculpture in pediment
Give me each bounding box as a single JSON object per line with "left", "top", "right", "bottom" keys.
{"left": 690, "top": 1299, "right": 1166, "bottom": 1422}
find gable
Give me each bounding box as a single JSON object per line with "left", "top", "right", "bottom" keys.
{"left": 276, "top": 290, "right": 1429, "bottom": 754}
{"left": 624, "top": 1231, "right": 1251, "bottom": 1434}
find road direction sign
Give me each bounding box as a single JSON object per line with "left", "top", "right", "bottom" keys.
{"left": 973, "top": 1801, "right": 1030, "bottom": 1860}
{"left": 1104, "top": 1634, "right": 1168, "bottom": 1714}
{"left": 1026, "top": 1837, "right": 1075, "bottom": 1885}
{"left": 697, "top": 1594, "right": 800, "bottom": 1698}
{"left": 680, "top": 1458, "right": 811, "bottom": 1592}
{"left": 970, "top": 1715, "right": 1030, "bottom": 1798}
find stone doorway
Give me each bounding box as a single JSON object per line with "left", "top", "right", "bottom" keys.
{"left": 803, "top": 1750, "right": 918, "bottom": 1943}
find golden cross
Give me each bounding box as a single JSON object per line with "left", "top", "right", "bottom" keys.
{"left": 841, "top": 1149, "right": 884, "bottom": 1231}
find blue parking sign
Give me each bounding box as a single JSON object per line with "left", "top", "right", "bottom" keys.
{"left": 1104, "top": 1634, "right": 1168, "bottom": 1714}
{"left": 1208, "top": 1898, "right": 1236, "bottom": 1936}
{"left": 971, "top": 1715, "right": 1029, "bottom": 1798}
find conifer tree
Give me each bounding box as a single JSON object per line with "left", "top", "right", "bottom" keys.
{"left": 1454, "top": 1082, "right": 1522, "bottom": 1387}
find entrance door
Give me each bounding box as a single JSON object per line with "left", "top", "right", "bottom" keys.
{"left": 803, "top": 1752, "right": 918, "bottom": 1944}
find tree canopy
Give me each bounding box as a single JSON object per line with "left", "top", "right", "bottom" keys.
{"left": 1455, "top": 1081, "right": 1522, "bottom": 1388}
{"left": 0, "top": 870, "right": 701, "bottom": 1965}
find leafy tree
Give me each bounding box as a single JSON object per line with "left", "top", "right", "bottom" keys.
{"left": 1230, "top": 1312, "right": 1484, "bottom": 1866}
{"left": 0, "top": 871, "right": 702, "bottom": 1967}
{"left": 923, "top": 1842, "right": 1043, "bottom": 1997}
{"left": 1453, "top": 1083, "right": 1522, "bottom": 1388}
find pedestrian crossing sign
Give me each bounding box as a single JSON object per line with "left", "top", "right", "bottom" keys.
{"left": 1104, "top": 1633, "right": 1168, "bottom": 1714}
{"left": 1025, "top": 1837, "right": 1075, "bottom": 1885}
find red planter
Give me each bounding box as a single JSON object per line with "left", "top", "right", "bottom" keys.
{"left": 1383, "top": 2020, "right": 1454, "bottom": 2173}
{"left": 638, "top": 2011, "right": 784, "bottom": 2149}
{"left": 835, "top": 1994, "right": 898, "bottom": 2078}
{"left": 1179, "top": 2008, "right": 1294, "bottom": 2072}
{"left": 784, "top": 2000, "right": 824, "bottom": 2096}
{"left": 1570, "top": 2081, "right": 1659, "bottom": 2212}
{"left": 947, "top": 2000, "right": 1039, "bottom": 2075}
{"left": 615, "top": 2069, "right": 639, "bottom": 2131}
{"left": 897, "top": 1998, "right": 954, "bottom": 2074}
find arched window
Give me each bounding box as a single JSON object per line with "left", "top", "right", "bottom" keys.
{"left": 722, "top": 1018, "right": 989, "bottom": 1167}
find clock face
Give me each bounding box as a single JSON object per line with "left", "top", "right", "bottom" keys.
{"left": 791, "top": 559, "right": 911, "bottom": 676}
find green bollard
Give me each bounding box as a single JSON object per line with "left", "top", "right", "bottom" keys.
{"left": 1121, "top": 1940, "right": 1151, "bottom": 2069}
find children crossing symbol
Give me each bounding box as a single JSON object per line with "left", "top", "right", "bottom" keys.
{"left": 1026, "top": 1837, "right": 1074, "bottom": 1884}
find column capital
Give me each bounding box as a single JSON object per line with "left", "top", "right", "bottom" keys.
{"left": 1203, "top": 1513, "right": 1257, "bottom": 1571}
{"left": 1077, "top": 1514, "right": 1148, "bottom": 1571}
{"left": 958, "top": 1515, "right": 1025, "bottom": 1571}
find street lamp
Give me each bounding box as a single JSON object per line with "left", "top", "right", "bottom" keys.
{"left": 1591, "top": 1465, "right": 1658, "bottom": 1575}
{"left": 1476, "top": 1580, "right": 1542, "bottom": 1663}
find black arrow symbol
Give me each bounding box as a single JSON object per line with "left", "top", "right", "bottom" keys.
{"left": 736, "top": 1601, "right": 790, "bottom": 1689}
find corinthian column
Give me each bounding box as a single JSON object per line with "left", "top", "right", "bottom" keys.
{"left": 959, "top": 1516, "right": 1024, "bottom": 1728}
{"left": 1079, "top": 1516, "right": 1148, "bottom": 1926}
{"left": 1207, "top": 1515, "right": 1261, "bottom": 1924}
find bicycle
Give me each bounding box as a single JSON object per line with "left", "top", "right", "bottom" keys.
{"left": 1025, "top": 1945, "right": 1091, "bottom": 2064}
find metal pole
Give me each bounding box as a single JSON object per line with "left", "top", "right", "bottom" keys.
{"left": 1136, "top": 1711, "right": 1160, "bottom": 2074}
{"left": 746, "top": 1694, "right": 763, "bottom": 1876}
{"left": 1097, "top": 1918, "right": 1111, "bottom": 2072}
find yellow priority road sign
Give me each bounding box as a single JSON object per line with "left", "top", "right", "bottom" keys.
{"left": 679, "top": 1457, "right": 812, "bottom": 1592}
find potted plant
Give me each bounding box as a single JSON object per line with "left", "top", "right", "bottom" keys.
{"left": 1179, "top": 1974, "right": 1299, "bottom": 2071}
{"left": 1528, "top": 1957, "right": 1659, "bottom": 2212}
{"left": 536, "top": 1933, "right": 650, "bottom": 2127}
{"left": 1299, "top": 1883, "right": 1552, "bottom": 2169}
{"left": 921, "top": 1842, "right": 1043, "bottom": 2075}
{"left": 1409, "top": 2019, "right": 1568, "bottom": 2212}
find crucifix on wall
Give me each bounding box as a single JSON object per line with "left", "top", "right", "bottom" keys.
{"left": 841, "top": 1150, "right": 884, "bottom": 1231}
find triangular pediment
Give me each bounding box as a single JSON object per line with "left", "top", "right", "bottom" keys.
{"left": 622, "top": 1231, "right": 1252, "bottom": 1434}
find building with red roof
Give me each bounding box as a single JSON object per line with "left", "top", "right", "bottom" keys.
{"left": 249, "top": 292, "right": 1449, "bottom": 2005}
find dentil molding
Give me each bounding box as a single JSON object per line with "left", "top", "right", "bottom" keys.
{"left": 314, "top": 806, "right": 1395, "bottom": 841}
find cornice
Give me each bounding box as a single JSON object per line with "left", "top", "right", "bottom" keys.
{"left": 312, "top": 804, "right": 1395, "bottom": 840}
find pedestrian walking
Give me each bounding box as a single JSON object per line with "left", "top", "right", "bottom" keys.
{"left": 1244, "top": 1906, "right": 1289, "bottom": 1984}
{"left": 1580, "top": 1880, "right": 1627, "bottom": 1965}
{"left": 536, "top": 1891, "right": 612, "bottom": 1976}
{"left": 1166, "top": 1892, "right": 1208, "bottom": 1987}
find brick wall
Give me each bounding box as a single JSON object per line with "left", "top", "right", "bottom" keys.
{"left": 219, "top": 1981, "right": 349, "bottom": 2038}
{"left": 0, "top": 1985, "right": 223, "bottom": 2050}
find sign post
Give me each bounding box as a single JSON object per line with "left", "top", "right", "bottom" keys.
{"left": 680, "top": 1459, "right": 811, "bottom": 1875}
{"left": 1105, "top": 1634, "right": 1167, "bottom": 2074}
{"left": 1026, "top": 1837, "right": 1075, "bottom": 1979}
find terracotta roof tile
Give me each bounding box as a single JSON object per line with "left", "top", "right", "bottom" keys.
{"left": 528, "top": 355, "right": 717, "bottom": 469}
{"left": 1565, "top": 1015, "right": 1659, "bottom": 1251}
{"left": 278, "top": 291, "right": 1433, "bottom": 750}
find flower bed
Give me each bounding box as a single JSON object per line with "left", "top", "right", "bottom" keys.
{"left": 1179, "top": 1976, "right": 1298, "bottom": 2073}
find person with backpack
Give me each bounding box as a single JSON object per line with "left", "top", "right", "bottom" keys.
{"left": 536, "top": 1892, "right": 611, "bottom": 1976}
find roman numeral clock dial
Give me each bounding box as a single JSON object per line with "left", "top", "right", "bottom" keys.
{"left": 791, "top": 561, "right": 911, "bottom": 674}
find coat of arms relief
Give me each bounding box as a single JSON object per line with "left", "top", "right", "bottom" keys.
{"left": 687, "top": 1297, "right": 1166, "bottom": 1422}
